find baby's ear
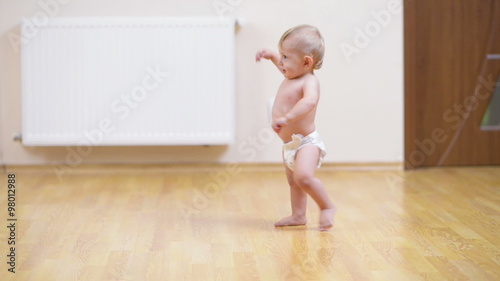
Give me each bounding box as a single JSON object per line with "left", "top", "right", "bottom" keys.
{"left": 304, "top": 56, "right": 314, "bottom": 68}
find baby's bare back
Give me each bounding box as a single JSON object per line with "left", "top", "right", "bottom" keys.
{"left": 272, "top": 75, "right": 318, "bottom": 143}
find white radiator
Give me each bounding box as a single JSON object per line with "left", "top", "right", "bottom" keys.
{"left": 21, "top": 17, "right": 235, "bottom": 146}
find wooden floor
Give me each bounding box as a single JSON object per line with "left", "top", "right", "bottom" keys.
{"left": 0, "top": 165, "right": 499, "bottom": 281}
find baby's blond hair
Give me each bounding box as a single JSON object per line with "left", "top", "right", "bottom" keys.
{"left": 279, "top": 25, "right": 325, "bottom": 70}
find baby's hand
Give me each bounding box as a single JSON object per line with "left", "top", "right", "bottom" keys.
{"left": 272, "top": 117, "right": 288, "bottom": 134}
{"left": 255, "top": 49, "right": 273, "bottom": 62}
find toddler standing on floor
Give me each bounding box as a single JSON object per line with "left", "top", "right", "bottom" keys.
{"left": 256, "top": 25, "right": 335, "bottom": 231}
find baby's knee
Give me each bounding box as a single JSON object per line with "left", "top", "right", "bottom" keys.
{"left": 294, "top": 173, "right": 314, "bottom": 188}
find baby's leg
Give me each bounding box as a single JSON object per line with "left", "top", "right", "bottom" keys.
{"left": 294, "top": 146, "right": 335, "bottom": 231}
{"left": 275, "top": 165, "right": 308, "bottom": 227}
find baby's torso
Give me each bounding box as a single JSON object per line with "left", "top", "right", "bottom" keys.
{"left": 273, "top": 76, "right": 318, "bottom": 142}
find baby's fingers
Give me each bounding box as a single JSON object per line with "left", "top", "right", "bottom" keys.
{"left": 271, "top": 122, "right": 280, "bottom": 132}
{"left": 255, "top": 51, "right": 264, "bottom": 62}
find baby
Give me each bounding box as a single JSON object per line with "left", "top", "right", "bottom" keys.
{"left": 256, "top": 25, "right": 335, "bottom": 231}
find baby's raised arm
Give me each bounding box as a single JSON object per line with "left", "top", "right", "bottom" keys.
{"left": 255, "top": 49, "right": 281, "bottom": 71}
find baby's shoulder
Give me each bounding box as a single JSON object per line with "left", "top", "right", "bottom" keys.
{"left": 301, "top": 73, "right": 319, "bottom": 83}
{"left": 301, "top": 73, "right": 319, "bottom": 88}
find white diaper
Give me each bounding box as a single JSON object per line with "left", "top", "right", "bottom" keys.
{"left": 283, "top": 131, "right": 326, "bottom": 171}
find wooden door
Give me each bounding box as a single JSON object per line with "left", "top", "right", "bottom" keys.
{"left": 405, "top": 0, "right": 500, "bottom": 169}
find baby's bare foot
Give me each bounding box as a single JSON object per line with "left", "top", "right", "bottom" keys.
{"left": 319, "top": 208, "right": 336, "bottom": 231}
{"left": 275, "top": 215, "right": 307, "bottom": 227}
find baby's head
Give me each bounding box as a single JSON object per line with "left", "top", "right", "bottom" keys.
{"left": 278, "top": 25, "right": 325, "bottom": 70}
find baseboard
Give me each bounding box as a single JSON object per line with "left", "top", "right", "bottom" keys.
{"left": 3, "top": 162, "right": 404, "bottom": 175}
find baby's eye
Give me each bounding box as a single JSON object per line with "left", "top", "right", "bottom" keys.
{"left": 283, "top": 55, "right": 287, "bottom": 59}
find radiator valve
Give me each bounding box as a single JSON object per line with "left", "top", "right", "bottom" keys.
{"left": 12, "top": 133, "right": 22, "bottom": 142}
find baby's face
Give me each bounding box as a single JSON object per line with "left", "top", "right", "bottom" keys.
{"left": 278, "top": 38, "right": 309, "bottom": 79}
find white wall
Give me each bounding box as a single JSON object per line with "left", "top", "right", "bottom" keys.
{"left": 0, "top": 75, "right": 3, "bottom": 165}
{"left": 0, "top": 0, "right": 403, "bottom": 166}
